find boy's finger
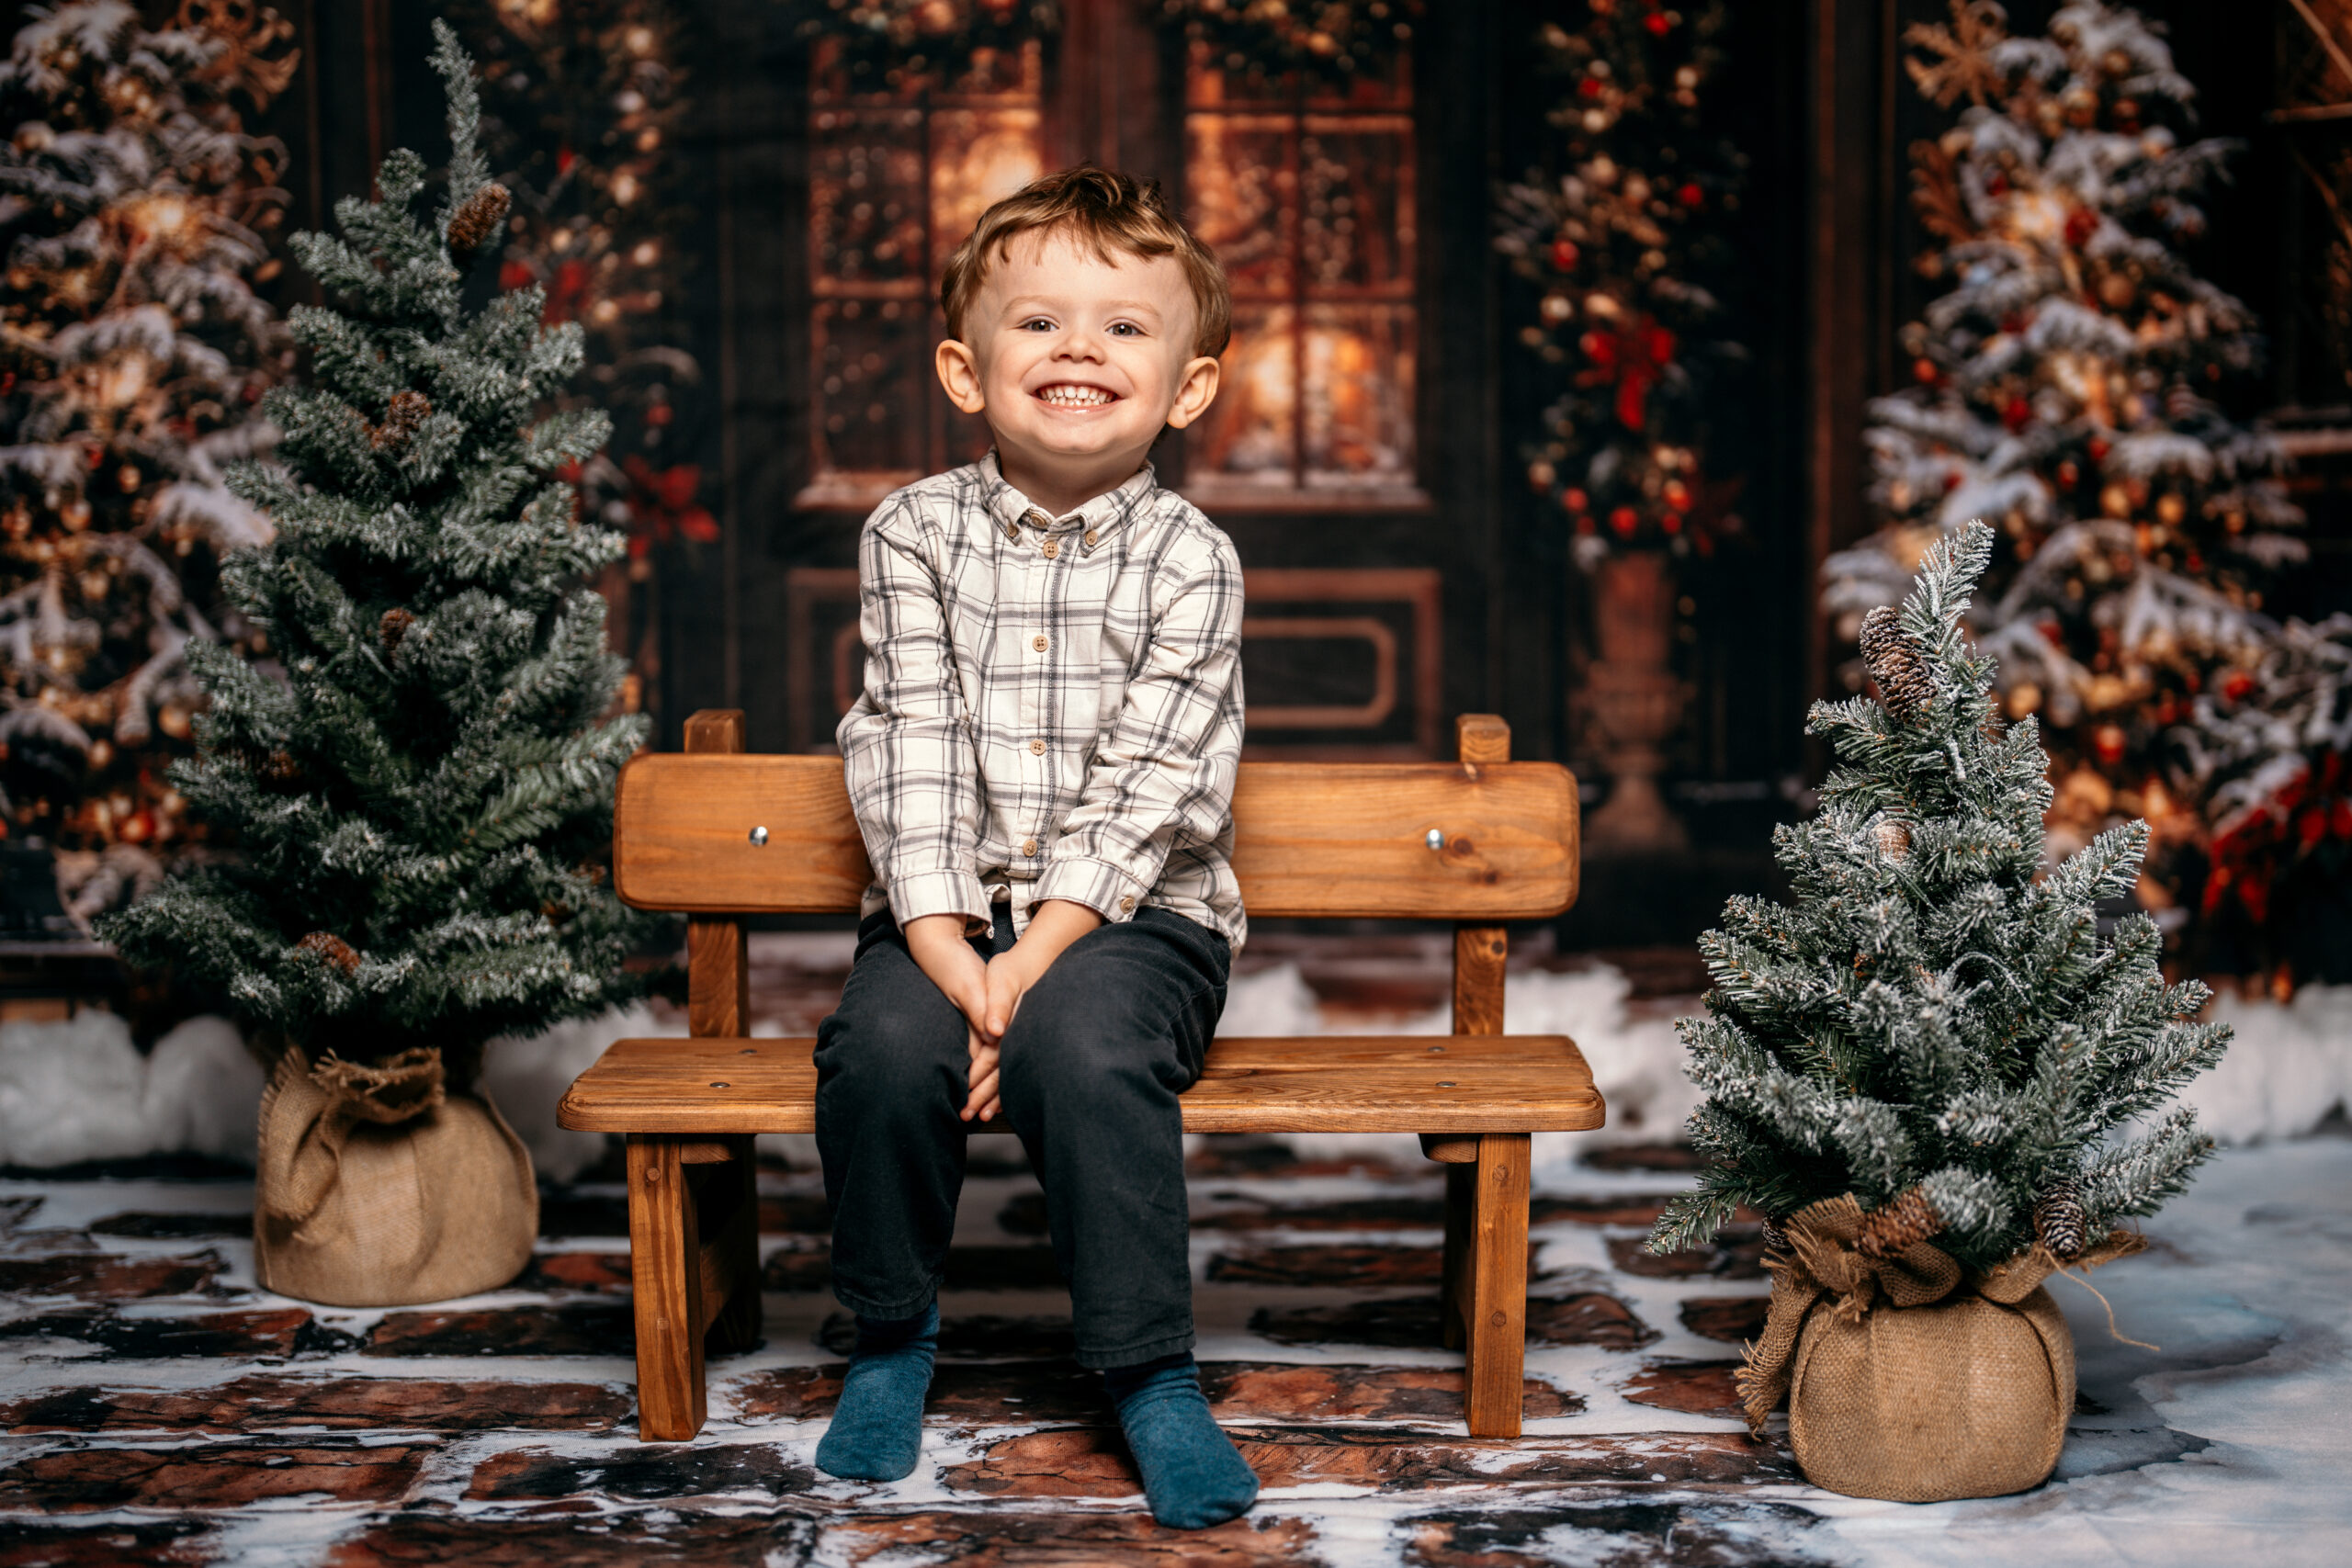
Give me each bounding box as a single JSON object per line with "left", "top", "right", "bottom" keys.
{"left": 965, "top": 1066, "right": 1000, "bottom": 1119}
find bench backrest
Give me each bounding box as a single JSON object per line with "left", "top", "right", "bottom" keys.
{"left": 628, "top": 710, "right": 1578, "bottom": 1040}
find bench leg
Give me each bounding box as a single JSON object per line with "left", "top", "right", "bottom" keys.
{"left": 628, "top": 1134, "right": 707, "bottom": 1440}
{"left": 1440, "top": 1163, "right": 1473, "bottom": 1350}
{"left": 1463, "top": 1132, "right": 1531, "bottom": 1438}
{"left": 695, "top": 1135, "right": 763, "bottom": 1356}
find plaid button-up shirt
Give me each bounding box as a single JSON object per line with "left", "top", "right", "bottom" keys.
{"left": 838, "top": 453, "right": 1248, "bottom": 950}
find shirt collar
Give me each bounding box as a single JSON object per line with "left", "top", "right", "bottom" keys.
{"left": 978, "top": 451, "right": 1157, "bottom": 548}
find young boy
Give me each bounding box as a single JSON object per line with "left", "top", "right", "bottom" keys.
{"left": 813, "top": 166, "right": 1256, "bottom": 1530}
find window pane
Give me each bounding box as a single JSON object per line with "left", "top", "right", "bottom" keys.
{"left": 1191, "top": 303, "right": 1297, "bottom": 487}
{"left": 816, "top": 299, "right": 925, "bottom": 476}
{"left": 810, "top": 107, "right": 927, "bottom": 287}
{"left": 1185, "top": 40, "right": 1293, "bottom": 108}
{"left": 1303, "top": 118, "right": 1414, "bottom": 290}
{"left": 929, "top": 106, "right": 1044, "bottom": 259}
{"left": 1185, "top": 113, "right": 1295, "bottom": 295}
{"left": 1303, "top": 303, "right": 1414, "bottom": 486}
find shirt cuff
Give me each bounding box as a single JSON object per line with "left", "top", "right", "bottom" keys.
{"left": 885, "top": 868, "right": 991, "bottom": 936}
{"left": 1035, "top": 854, "right": 1148, "bottom": 924}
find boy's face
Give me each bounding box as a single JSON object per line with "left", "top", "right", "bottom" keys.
{"left": 935, "top": 229, "right": 1219, "bottom": 510}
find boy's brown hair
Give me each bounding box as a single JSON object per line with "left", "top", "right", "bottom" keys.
{"left": 939, "top": 165, "right": 1231, "bottom": 360}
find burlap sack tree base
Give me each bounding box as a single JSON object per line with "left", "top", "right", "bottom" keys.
{"left": 254, "top": 1044, "right": 538, "bottom": 1307}
{"left": 1737, "top": 1194, "right": 2145, "bottom": 1503}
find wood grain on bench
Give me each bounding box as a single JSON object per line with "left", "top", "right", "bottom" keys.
{"left": 610, "top": 756, "right": 1578, "bottom": 920}
{"left": 560, "top": 1034, "right": 1602, "bottom": 1136}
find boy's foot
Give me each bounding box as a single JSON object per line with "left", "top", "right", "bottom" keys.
{"left": 1103, "top": 1353, "right": 1259, "bottom": 1529}
{"left": 814, "top": 1303, "right": 939, "bottom": 1482}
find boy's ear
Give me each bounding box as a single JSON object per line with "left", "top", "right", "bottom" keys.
{"left": 935, "top": 340, "right": 987, "bottom": 414}
{"left": 1163, "top": 355, "right": 1221, "bottom": 431}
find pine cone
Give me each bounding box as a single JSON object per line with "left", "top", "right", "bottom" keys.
{"left": 379, "top": 606, "right": 416, "bottom": 657}
{"left": 446, "top": 181, "right": 511, "bottom": 260}
{"left": 2034, "top": 1177, "right": 2087, "bottom": 1260}
{"left": 369, "top": 390, "right": 431, "bottom": 452}
{"left": 246, "top": 747, "right": 300, "bottom": 783}
{"left": 297, "top": 931, "right": 361, "bottom": 976}
{"left": 1859, "top": 605, "right": 1936, "bottom": 722}
{"left": 1873, "top": 818, "right": 1912, "bottom": 860}
{"left": 1854, "top": 1187, "right": 1944, "bottom": 1259}
{"left": 1758, "top": 1215, "right": 1791, "bottom": 1257}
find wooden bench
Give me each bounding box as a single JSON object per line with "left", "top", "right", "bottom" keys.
{"left": 559, "top": 709, "right": 1599, "bottom": 1442}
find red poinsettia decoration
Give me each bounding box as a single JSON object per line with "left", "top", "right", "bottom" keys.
{"left": 620, "top": 456, "right": 717, "bottom": 558}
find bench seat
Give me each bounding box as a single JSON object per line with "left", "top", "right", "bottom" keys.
{"left": 560, "top": 1033, "right": 1603, "bottom": 1136}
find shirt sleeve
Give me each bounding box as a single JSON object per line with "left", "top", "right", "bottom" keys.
{"left": 835, "top": 502, "right": 990, "bottom": 934}
{"left": 1035, "top": 533, "right": 1245, "bottom": 923}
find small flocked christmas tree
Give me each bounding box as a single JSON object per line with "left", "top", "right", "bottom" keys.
{"left": 1652, "top": 521, "right": 2229, "bottom": 1271}
{"left": 103, "top": 23, "right": 650, "bottom": 1060}
{"left": 1495, "top": 0, "right": 1745, "bottom": 570}
{"left": 0, "top": 0, "right": 296, "bottom": 921}
{"left": 1821, "top": 1, "right": 2303, "bottom": 915}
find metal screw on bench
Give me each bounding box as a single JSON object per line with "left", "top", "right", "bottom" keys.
{"left": 748, "top": 826, "right": 769, "bottom": 846}
{"left": 1427, "top": 829, "right": 1444, "bottom": 851}
{"left": 708, "top": 1081, "right": 729, "bottom": 1088}
{"left": 1437, "top": 1080, "right": 1456, "bottom": 1088}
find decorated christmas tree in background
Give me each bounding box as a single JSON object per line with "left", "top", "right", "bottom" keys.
{"left": 1820, "top": 1, "right": 2350, "bottom": 976}
{"left": 1654, "top": 521, "right": 2228, "bottom": 1269}
{"left": 104, "top": 22, "right": 650, "bottom": 1059}
{"left": 448, "top": 0, "right": 707, "bottom": 723}
{"left": 0, "top": 0, "right": 297, "bottom": 925}
{"left": 1496, "top": 0, "right": 1745, "bottom": 571}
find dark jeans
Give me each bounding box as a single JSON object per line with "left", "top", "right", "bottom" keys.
{"left": 814, "top": 903, "right": 1230, "bottom": 1369}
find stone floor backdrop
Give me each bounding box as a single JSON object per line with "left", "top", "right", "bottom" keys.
{"left": 0, "top": 938, "right": 2347, "bottom": 1565}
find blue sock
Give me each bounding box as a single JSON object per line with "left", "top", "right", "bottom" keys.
{"left": 814, "top": 1303, "right": 937, "bottom": 1482}
{"left": 1102, "top": 1352, "right": 1259, "bottom": 1529}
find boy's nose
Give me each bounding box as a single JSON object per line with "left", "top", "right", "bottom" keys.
{"left": 1054, "top": 330, "right": 1105, "bottom": 362}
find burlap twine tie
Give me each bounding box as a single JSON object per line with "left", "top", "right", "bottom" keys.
{"left": 1736, "top": 1193, "right": 2146, "bottom": 1437}
{"left": 262, "top": 1048, "right": 447, "bottom": 1227}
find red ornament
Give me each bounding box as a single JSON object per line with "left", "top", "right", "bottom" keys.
{"left": 2087, "top": 437, "right": 2109, "bottom": 462}
{"left": 1677, "top": 182, "right": 1703, "bottom": 209}
{"left": 1565, "top": 487, "right": 1590, "bottom": 512}
{"left": 2329, "top": 797, "right": 2352, "bottom": 840}
{"left": 1644, "top": 325, "right": 1677, "bottom": 365}
{"left": 498, "top": 260, "right": 534, "bottom": 292}
{"left": 1550, "top": 238, "right": 1580, "bottom": 271}
{"left": 2092, "top": 725, "right": 2127, "bottom": 766}
{"left": 1987, "top": 173, "right": 2010, "bottom": 197}
{"left": 2220, "top": 669, "right": 2256, "bottom": 704}
{"left": 2001, "top": 396, "right": 2031, "bottom": 433}
{"left": 1645, "top": 12, "right": 1671, "bottom": 35}
{"left": 2063, "top": 209, "right": 2097, "bottom": 248}
{"left": 2301, "top": 808, "right": 2329, "bottom": 849}
{"left": 1913, "top": 356, "right": 1939, "bottom": 385}
{"left": 1576, "top": 513, "right": 1597, "bottom": 536}
{"left": 1661, "top": 513, "right": 1684, "bottom": 535}
{"left": 557, "top": 145, "right": 578, "bottom": 176}
{"left": 1577, "top": 76, "right": 1603, "bottom": 98}
{"left": 1609, "top": 505, "right": 1639, "bottom": 537}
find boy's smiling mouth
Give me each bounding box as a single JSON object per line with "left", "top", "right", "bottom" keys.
{"left": 1035, "top": 382, "right": 1118, "bottom": 409}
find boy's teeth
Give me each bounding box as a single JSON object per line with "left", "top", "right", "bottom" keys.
{"left": 1040, "top": 386, "right": 1112, "bottom": 407}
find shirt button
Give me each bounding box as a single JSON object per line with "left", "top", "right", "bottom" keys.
{"left": 1029, "top": 738, "right": 1046, "bottom": 755}
{"left": 1119, "top": 896, "right": 1136, "bottom": 912}
{"left": 1022, "top": 837, "right": 1039, "bottom": 856}
{"left": 1042, "top": 538, "right": 1059, "bottom": 559}
{"left": 1032, "top": 635, "right": 1048, "bottom": 652}
{"left": 1005, "top": 523, "right": 1019, "bottom": 541}
{"left": 1026, "top": 509, "right": 1050, "bottom": 527}
{"left": 1084, "top": 529, "right": 1098, "bottom": 548}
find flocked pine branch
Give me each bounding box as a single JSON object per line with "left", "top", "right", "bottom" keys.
{"left": 1652, "top": 518, "right": 2228, "bottom": 1269}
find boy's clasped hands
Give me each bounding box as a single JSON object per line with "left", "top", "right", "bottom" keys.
{"left": 902, "top": 900, "right": 1102, "bottom": 1122}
